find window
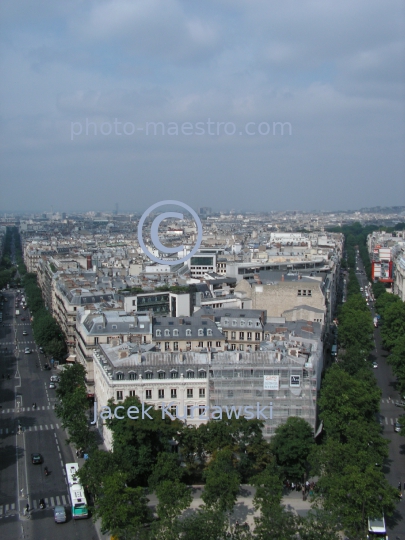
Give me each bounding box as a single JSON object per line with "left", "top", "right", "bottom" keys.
{"left": 171, "top": 388, "right": 177, "bottom": 398}
{"left": 224, "top": 319, "right": 229, "bottom": 325}
{"left": 186, "top": 341, "right": 191, "bottom": 349}
{"left": 207, "top": 329, "right": 212, "bottom": 336}
{"left": 240, "top": 320, "right": 245, "bottom": 327}
{"left": 116, "top": 391, "right": 123, "bottom": 400}
{"left": 171, "top": 370, "right": 179, "bottom": 379}
{"left": 173, "top": 329, "right": 179, "bottom": 336}
{"left": 129, "top": 390, "right": 136, "bottom": 397}
{"left": 231, "top": 331, "right": 236, "bottom": 339}
{"left": 240, "top": 344, "right": 244, "bottom": 351}
{"left": 207, "top": 341, "right": 212, "bottom": 348}
{"left": 158, "top": 371, "right": 166, "bottom": 379}
{"left": 227, "top": 390, "right": 233, "bottom": 398}
{"left": 186, "top": 329, "right": 191, "bottom": 336}
{"left": 164, "top": 329, "right": 170, "bottom": 336}
{"left": 170, "top": 406, "right": 177, "bottom": 416}
{"left": 247, "top": 332, "right": 252, "bottom": 341}
{"left": 187, "top": 388, "right": 193, "bottom": 398}
{"left": 94, "top": 337, "right": 99, "bottom": 345}
{"left": 199, "top": 370, "right": 206, "bottom": 378}
{"left": 145, "top": 389, "right": 152, "bottom": 399}
{"left": 129, "top": 372, "right": 137, "bottom": 380}
{"left": 298, "top": 290, "right": 302, "bottom": 296}
{"left": 198, "top": 329, "right": 204, "bottom": 336}
{"left": 156, "top": 329, "right": 161, "bottom": 337}
{"left": 187, "top": 370, "right": 194, "bottom": 378}
{"left": 199, "top": 406, "right": 206, "bottom": 417}
{"left": 174, "top": 342, "right": 178, "bottom": 351}
{"left": 165, "top": 342, "right": 170, "bottom": 351}
{"left": 116, "top": 372, "right": 124, "bottom": 380}
{"left": 187, "top": 405, "right": 192, "bottom": 417}
{"left": 255, "top": 332, "right": 261, "bottom": 341}
{"left": 198, "top": 341, "right": 203, "bottom": 347}
{"left": 303, "top": 290, "right": 307, "bottom": 296}
{"left": 199, "top": 388, "right": 206, "bottom": 397}
{"left": 145, "top": 371, "right": 153, "bottom": 379}
{"left": 239, "top": 332, "right": 244, "bottom": 340}
{"left": 158, "top": 389, "right": 165, "bottom": 399}
{"left": 216, "top": 341, "right": 221, "bottom": 347}
{"left": 248, "top": 320, "right": 253, "bottom": 327}
{"left": 308, "top": 290, "right": 312, "bottom": 296}
{"left": 112, "top": 325, "right": 117, "bottom": 330}
{"left": 232, "top": 320, "right": 237, "bottom": 326}
{"left": 255, "top": 321, "right": 260, "bottom": 327}
{"left": 224, "top": 331, "right": 228, "bottom": 339}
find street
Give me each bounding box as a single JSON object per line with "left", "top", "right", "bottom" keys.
{"left": 0, "top": 287, "right": 98, "bottom": 540}
{"left": 355, "top": 253, "right": 405, "bottom": 539}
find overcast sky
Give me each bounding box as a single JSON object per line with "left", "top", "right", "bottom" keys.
{"left": 1, "top": 0, "right": 404, "bottom": 214}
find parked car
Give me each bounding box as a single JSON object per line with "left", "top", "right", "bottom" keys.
{"left": 50, "top": 376, "right": 60, "bottom": 383}
{"left": 49, "top": 382, "right": 56, "bottom": 389}
{"left": 372, "top": 361, "right": 378, "bottom": 369}
{"left": 24, "top": 347, "right": 31, "bottom": 354}
{"left": 39, "top": 346, "right": 44, "bottom": 353}
{"left": 394, "top": 421, "right": 401, "bottom": 433}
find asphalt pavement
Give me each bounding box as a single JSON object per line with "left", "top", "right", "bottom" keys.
{"left": 0, "top": 288, "right": 99, "bottom": 540}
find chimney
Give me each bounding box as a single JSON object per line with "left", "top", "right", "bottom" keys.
{"left": 87, "top": 255, "right": 92, "bottom": 270}
{"left": 281, "top": 274, "right": 284, "bottom": 281}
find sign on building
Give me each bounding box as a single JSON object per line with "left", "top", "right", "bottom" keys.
{"left": 290, "top": 375, "right": 301, "bottom": 387}
{"left": 264, "top": 375, "right": 279, "bottom": 390}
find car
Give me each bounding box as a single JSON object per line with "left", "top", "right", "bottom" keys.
{"left": 22, "top": 330, "right": 28, "bottom": 335}
{"left": 50, "top": 375, "right": 60, "bottom": 383}
{"left": 360, "top": 287, "right": 364, "bottom": 292}
{"left": 39, "top": 347, "right": 44, "bottom": 353}
{"left": 24, "top": 348, "right": 31, "bottom": 354}
{"left": 44, "top": 364, "right": 51, "bottom": 370}
{"left": 394, "top": 421, "right": 401, "bottom": 433}
{"left": 21, "top": 317, "right": 25, "bottom": 321}
{"left": 49, "top": 382, "right": 56, "bottom": 389}
{"left": 372, "top": 361, "right": 378, "bottom": 369}
{"left": 54, "top": 505, "right": 67, "bottom": 523}
{"left": 31, "top": 453, "right": 43, "bottom": 464}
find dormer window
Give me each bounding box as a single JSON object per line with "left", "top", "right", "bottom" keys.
{"left": 207, "top": 329, "right": 212, "bottom": 336}
{"left": 112, "top": 325, "right": 117, "bottom": 330}
{"left": 248, "top": 321, "right": 253, "bottom": 327}
{"left": 186, "top": 329, "right": 191, "bottom": 336}
{"left": 198, "top": 329, "right": 204, "bottom": 336}
{"left": 116, "top": 372, "right": 124, "bottom": 380}
{"left": 232, "top": 320, "right": 237, "bottom": 326}
{"left": 173, "top": 329, "right": 179, "bottom": 336}
{"left": 240, "top": 320, "right": 245, "bottom": 327}
{"left": 186, "top": 370, "right": 194, "bottom": 378}
{"left": 224, "top": 319, "right": 229, "bottom": 325}
{"left": 156, "top": 329, "right": 161, "bottom": 337}
{"left": 128, "top": 372, "right": 137, "bottom": 380}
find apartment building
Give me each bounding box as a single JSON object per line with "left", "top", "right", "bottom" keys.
{"left": 152, "top": 316, "right": 225, "bottom": 353}
{"left": 76, "top": 310, "right": 153, "bottom": 394}
{"left": 93, "top": 347, "right": 210, "bottom": 450}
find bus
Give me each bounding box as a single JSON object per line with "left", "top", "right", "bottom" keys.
{"left": 331, "top": 344, "right": 338, "bottom": 357}
{"left": 367, "top": 515, "right": 388, "bottom": 539}
{"left": 65, "top": 463, "right": 88, "bottom": 519}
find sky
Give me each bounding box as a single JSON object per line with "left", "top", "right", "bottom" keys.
{"left": 0, "top": 0, "right": 404, "bottom": 214}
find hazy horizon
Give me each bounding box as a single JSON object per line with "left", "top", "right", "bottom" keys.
{"left": 1, "top": 1, "right": 404, "bottom": 213}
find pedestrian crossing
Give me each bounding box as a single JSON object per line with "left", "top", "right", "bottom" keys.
{"left": 0, "top": 495, "right": 68, "bottom": 515}
{"left": 31, "top": 494, "right": 68, "bottom": 509}
{"left": 1, "top": 405, "right": 55, "bottom": 413}
{"left": 0, "top": 424, "right": 60, "bottom": 434}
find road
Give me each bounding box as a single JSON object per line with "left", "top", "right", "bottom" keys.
{"left": 355, "top": 252, "right": 405, "bottom": 539}
{"left": 0, "top": 288, "right": 98, "bottom": 540}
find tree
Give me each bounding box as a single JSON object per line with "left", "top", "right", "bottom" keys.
{"left": 202, "top": 449, "right": 241, "bottom": 512}
{"left": 298, "top": 509, "right": 340, "bottom": 540}
{"left": 181, "top": 506, "right": 228, "bottom": 540}
{"left": 318, "top": 365, "right": 380, "bottom": 440}
{"left": 252, "top": 464, "right": 297, "bottom": 540}
{"left": 380, "top": 301, "right": 405, "bottom": 349}
{"left": 270, "top": 417, "right": 314, "bottom": 481}
{"left": 106, "top": 397, "right": 184, "bottom": 486}
{"left": 77, "top": 449, "right": 118, "bottom": 499}
{"left": 148, "top": 453, "right": 185, "bottom": 491}
{"left": 339, "top": 345, "right": 369, "bottom": 376}
{"left": 93, "top": 471, "right": 151, "bottom": 538}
